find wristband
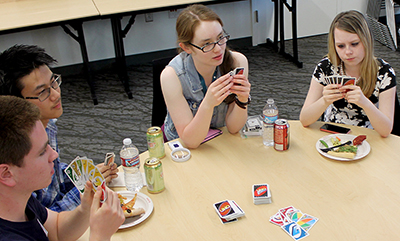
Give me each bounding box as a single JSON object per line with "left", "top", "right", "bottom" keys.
{"left": 235, "top": 95, "right": 251, "bottom": 109}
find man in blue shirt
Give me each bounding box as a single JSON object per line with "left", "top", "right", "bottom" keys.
{"left": 0, "top": 45, "right": 118, "bottom": 212}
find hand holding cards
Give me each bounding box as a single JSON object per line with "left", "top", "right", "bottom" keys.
{"left": 322, "top": 74, "right": 356, "bottom": 86}
{"left": 65, "top": 156, "right": 107, "bottom": 202}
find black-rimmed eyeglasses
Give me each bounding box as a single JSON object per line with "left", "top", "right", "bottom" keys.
{"left": 25, "top": 74, "right": 62, "bottom": 102}
{"left": 189, "top": 34, "right": 230, "bottom": 53}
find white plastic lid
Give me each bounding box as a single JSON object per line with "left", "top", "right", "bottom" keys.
{"left": 171, "top": 147, "right": 191, "bottom": 162}
{"left": 123, "top": 138, "right": 132, "bottom": 145}
{"left": 267, "top": 98, "right": 274, "bottom": 104}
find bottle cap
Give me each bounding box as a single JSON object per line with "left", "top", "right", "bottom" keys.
{"left": 171, "top": 147, "right": 191, "bottom": 162}
{"left": 123, "top": 138, "right": 132, "bottom": 145}
{"left": 267, "top": 98, "right": 274, "bottom": 104}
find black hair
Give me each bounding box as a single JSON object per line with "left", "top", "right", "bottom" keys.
{"left": 0, "top": 45, "right": 57, "bottom": 97}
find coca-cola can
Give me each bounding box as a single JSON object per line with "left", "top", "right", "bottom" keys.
{"left": 274, "top": 119, "right": 290, "bottom": 151}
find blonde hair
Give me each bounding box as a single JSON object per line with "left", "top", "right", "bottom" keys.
{"left": 176, "top": 4, "right": 234, "bottom": 74}
{"left": 327, "top": 10, "right": 378, "bottom": 97}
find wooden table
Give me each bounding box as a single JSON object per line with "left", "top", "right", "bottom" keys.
{"left": 0, "top": 0, "right": 98, "bottom": 31}
{"left": 79, "top": 120, "right": 400, "bottom": 240}
{"left": 93, "top": 0, "right": 215, "bottom": 15}
{"left": 0, "top": 0, "right": 100, "bottom": 104}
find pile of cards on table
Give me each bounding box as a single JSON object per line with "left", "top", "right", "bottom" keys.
{"left": 64, "top": 156, "right": 105, "bottom": 194}
{"left": 270, "top": 206, "right": 318, "bottom": 240}
{"left": 253, "top": 183, "right": 271, "bottom": 204}
{"left": 322, "top": 74, "right": 356, "bottom": 86}
{"left": 213, "top": 200, "right": 245, "bottom": 224}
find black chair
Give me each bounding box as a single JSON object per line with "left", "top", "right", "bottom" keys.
{"left": 151, "top": 56, "right": 174, "bottom": 127}
{"left": 391, "top": 94, "right": 400, "bottom": 136}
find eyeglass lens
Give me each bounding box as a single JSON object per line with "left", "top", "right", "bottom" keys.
{"left": 203, "top": 36, "right": 229, "bottom": 52}
{"left": 38, "top": 75, "right": 61, "bottom": 101}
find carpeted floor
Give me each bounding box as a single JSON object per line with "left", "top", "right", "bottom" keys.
{"left": 58, "top": 34, "right": 400, "bottom": 164}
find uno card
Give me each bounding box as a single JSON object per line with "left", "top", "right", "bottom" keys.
{"left": 296, "top": 214, "right": 319, "bottom": 231}
{"left": 88, "top": 164, "right": 105, "bottom": 192}
{"left": 219, "top": 216, "right": 238, "bottom": 224}
{"left": 269, "top": 211, "right": 290, "bottom": 226}
{"left": 75, "top": 158, "right": 83, "bottom": 177}
{"left": 281, "top": 222, "right": 309, "bottom": 240}
{"left": 253, "top": 184, "right": 270, "bottom": 199}
{"left": 104, "top": 152, "right": 115, "bottom": 166}
{"left": 65, "top": 165, "right": 85, "bottom": 193}
{"left": 80, "top": 158, "right": 89, "bottom": 180}
{"left": 337, "top": 75, "right": 343, "bottom": 85}
{"left": 327, "top": 76, "right": 333, "bottom": 84}
{"left": 214, "top": 200, "right": 236, "bottom": 220}
{"left": 69, "top": 159, "right": 82, "bottom": 178}
{"left": 343, "top": 76, "right": 356, "bottom": 86}
{"left": 322, "top": 76, "right": 328, "bottom": 85}
{"left": 230, "top": 200, "right": 245, "bottom": 217}
{"left": 333, "top": 75, "right": 338, "bottom": 84}
{"left": 287, "top": 209, "right": 304, "bottom": 222}
{"left": 65, "top": 156, "right": 105, "bottom": 195}
{"left": 99, "top": 181, "right": 107, "bottom": 203}
{"left": 279, "top": 206, "right": 297, "bottom": 217}
{"left": 229, "top": 67, "right": 244, "bottom": 76}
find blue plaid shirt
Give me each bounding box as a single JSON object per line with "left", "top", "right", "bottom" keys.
{"left": 32, "top": 119, "right": 81, "bottom": 212}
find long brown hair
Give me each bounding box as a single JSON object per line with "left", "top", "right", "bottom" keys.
{"left": 176, "top": 4, "right": 234, "bottom": 74}
{"left": 327, "top": 10, "right": 378, "bottom": 97}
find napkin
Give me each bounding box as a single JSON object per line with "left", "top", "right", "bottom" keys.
{"left": 108, "top": 172, "right": 147, "bottom": 188}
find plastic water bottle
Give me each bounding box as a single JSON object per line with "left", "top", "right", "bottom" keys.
{"left": 120, "top": 138, "right": 143, "bottom": 192}
{"left": 262, "top": 98, "right": 279, "bottom": 146}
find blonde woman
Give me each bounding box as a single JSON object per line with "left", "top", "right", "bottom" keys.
{"left": 300, "top": 10, "right": 396, "bottom": 137}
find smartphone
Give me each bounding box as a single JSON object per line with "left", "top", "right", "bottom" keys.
{"left": 320, "top": 123, "right": 351, "bottom": 134}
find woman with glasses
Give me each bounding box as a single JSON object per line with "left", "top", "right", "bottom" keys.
{"left": 161, "top": 4, "right": 251, "bottom": 148}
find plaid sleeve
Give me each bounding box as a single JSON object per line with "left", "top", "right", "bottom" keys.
{"left": 34, "top": 119, "right": 81, "bottom": 212}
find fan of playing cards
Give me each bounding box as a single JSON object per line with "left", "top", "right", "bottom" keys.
{"left": 322, "top": 75, "right": 356, "bottom": 86}
{"left": 65, "top": 156, "right": 106, "bottom": 197}
{"left": 270, "top": 206, "right": 318, "bottom": 240}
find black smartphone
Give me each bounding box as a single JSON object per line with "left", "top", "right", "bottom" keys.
{"left": 320, "top": 123, "right": 351, "bottom": 134}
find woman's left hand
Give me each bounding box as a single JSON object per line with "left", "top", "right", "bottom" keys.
{"left": 340, "top": 85, "right": 368, "bottom": 107}
{"left": 229, "top": 74, "right": 251, "bottom": 103}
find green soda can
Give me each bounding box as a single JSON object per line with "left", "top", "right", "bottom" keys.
{"left": 146, "top": 126, "right": 166, "bottom": 159}
{"left": 144, "top": 157, "right": 165, "bottom": 194}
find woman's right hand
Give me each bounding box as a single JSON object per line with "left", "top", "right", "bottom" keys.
{"left": 322, "top": 84, "right": 344, "bottom": 104}
{"left": 203, "top": 73, "right": 234, "bottom": 108}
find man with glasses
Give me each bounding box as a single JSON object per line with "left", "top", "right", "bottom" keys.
{"left": 0, "top": 45, "right": 118, "bottom": 212}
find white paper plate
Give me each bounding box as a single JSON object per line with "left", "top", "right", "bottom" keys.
{"left": 316, "top": 134, "right": 370, "bottom": 161}
{"left": 117, "top": 191, "right": 153, "bottom": 229}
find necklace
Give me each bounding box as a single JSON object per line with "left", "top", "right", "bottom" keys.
{"left": 340, "top": 61, "right": 360, "bottom": 84}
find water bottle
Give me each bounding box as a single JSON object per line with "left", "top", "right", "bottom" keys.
{"left": 262, "top": 98, "right": 279, "bottom": 146}
{"left": 120, "top": 138, "right": 143, "bottom": 192}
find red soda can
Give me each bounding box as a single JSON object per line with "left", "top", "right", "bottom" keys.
{"left": 274, "top": 119, "right": 290, "bottom": 151}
